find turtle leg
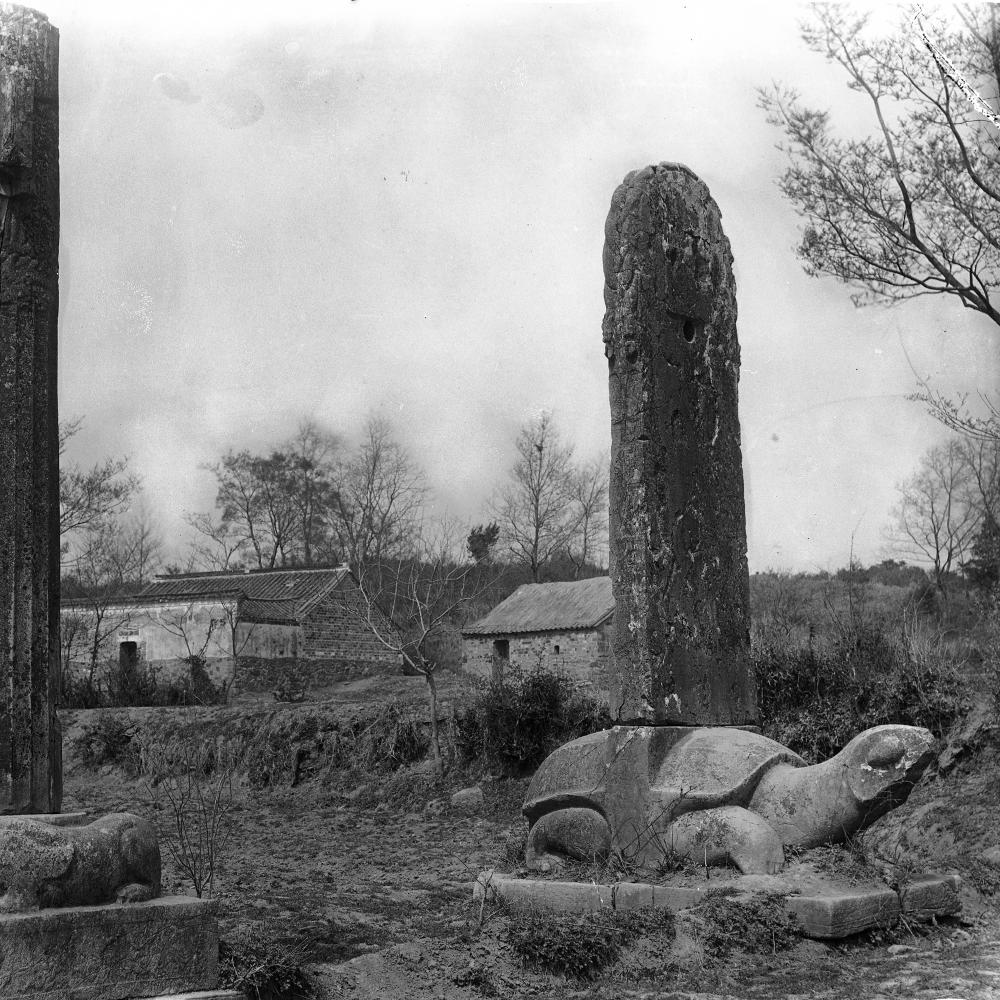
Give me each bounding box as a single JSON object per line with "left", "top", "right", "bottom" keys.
{"left": 525, "top": 807, "right": 611, "bottom": 872}
{"left": 666, "top": 806, "right": 784, "bottom": 875}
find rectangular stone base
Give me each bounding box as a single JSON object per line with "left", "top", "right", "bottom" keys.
{"left": 475, "top": 870, "right": 962, "bottom": 940}
{"left": 0, "top": 895, "right": 220, "bottom": 999}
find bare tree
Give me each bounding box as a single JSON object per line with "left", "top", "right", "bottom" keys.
{"left": 153, "top": 600, "right": 229, "bottom": 669}
{"left": 760, "top": 5, "right": 1000, "bottom": 324}
{"left": 566, "top": 453, "right": 609, "bottom": 577}
{"left": 62, "top": 522, "right": 137, "bottom": 683}
{"left": 205, "top": 450, "right": 297, "bottom": 569}
{"left": 330, "top": 415, "right": 428, "bottom": 568}
{"left": 59, "top": 419, "right": 139, "bottom": 539}
{"left": 276, "top": 419, "right": 341, "bottom": 566}
{"left": 885, "top": 439, "right": 979, "bottom": 592}
{"left": 185, "top": 511, "right": 247, "bottom": 571}
{"left": 493, "top": 413, "right": 580, "bottom": 582}
{"left": 353, "top": 519, "right": 498, "bottom": 768}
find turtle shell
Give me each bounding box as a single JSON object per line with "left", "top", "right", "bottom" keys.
{"left": 523, "top": 726, "right": 807, "bottom": 828}
{"left": 648, "top": 727, "right": 807, "bottom": 818}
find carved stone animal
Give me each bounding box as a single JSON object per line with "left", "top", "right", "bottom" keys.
{"left": 0, "top": 812, "right": 161, "bottom": 911}
{"left": 523, "top": 725, "right": 935, "bottom": 875}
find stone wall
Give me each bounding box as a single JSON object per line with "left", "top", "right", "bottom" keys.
{"left": 462, "top": 622, "right": 614, "bottom": 695}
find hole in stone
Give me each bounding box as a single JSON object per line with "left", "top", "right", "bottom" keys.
{"left": 683, "top": 319, "right": 696, "bottom": 342}
{"left": 667, "top": 248, "right": 678, "bottom": 263}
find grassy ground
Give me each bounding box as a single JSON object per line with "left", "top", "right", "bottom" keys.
{"left": 58, "top": 665, "right": 1000, "bottom": 1000}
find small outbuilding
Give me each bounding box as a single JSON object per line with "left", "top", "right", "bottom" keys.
{"left": 61, "top": 565, "right": 401, "bottom": 695}
{"left": 462, "top": 576, "right": 615, "bottom": 691}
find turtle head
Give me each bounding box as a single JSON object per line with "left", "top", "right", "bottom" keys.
{"left": 841, "top": 725, "right": 935, "bottom": 822}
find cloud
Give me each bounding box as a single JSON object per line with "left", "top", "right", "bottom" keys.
{"left": 153, "top": 72, "right": 201, "bottom": 104}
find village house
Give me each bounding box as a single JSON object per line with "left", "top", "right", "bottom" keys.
{"left": 61, "top": 565, "right": 401, "bottom": 694}
{"left": 462, "top": 576, "right": 614, "bottom": 692}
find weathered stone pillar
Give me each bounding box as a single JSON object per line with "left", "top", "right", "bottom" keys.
{"left": 603, "top": 163, "right": 757, "bottom": 726}
{"left": 0, "top": 4, "right": 61, "bottom": 812}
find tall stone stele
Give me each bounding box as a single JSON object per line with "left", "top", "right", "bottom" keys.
{"left": 0, "top": 4, "right": 62, "bottom": 812}
{"left": 603, "top": 163, "right": 757, "bottom": 726}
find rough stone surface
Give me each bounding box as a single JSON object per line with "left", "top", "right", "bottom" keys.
{"left": 474, "top": 870, "right": 961, "bottom": 940}
{"left": 0, "top": 895, "right": 219, "bottom": 999}
{"left": 603, "top": 163, "right": 755, "bottom": 725}
{"left": 449, "top": 787, "right": 484, "bottom": 813}
{"left": 0, "top": 813, "right": 160, "bottom": 911}
{"left": 980, "top": 845, "right": 1000, "bottom": 868}
{"left": 0, "top": 811, "right": 88, "bottom": 827}
{"left": 523, "top": 724, "right": 935, "bottom": 874}
{"left": 0, "top": 4, "right": 62, "bottom": 816}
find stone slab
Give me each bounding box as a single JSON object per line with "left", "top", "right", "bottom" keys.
{"left": 474, "top": 870, "right": 961, "bottom": 940}
{"left": 784, "top": 884, "right": 899, "bottom": 938}
{"left": 147, "top": 993, "right": 240, "bottom": 1000}
{"left": 0, "top": 895, "right": 220, "bottom": 1000}
{"left": 0, "top": 812, "right": 89, "bottom": 826}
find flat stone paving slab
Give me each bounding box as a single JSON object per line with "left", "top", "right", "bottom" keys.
{"left": 0, "top": 895, "right": 220, "bottom": 999}
{"left": 474, "top": 869, "right": 961, "bottom": 939}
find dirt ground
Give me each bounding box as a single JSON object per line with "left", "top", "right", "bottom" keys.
{"left": 59, "top": 675, "right": 1000, "bottom": 1000}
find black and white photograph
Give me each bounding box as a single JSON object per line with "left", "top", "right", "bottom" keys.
{"left": 0, "top": 1, "right": 998, "bottom": 997}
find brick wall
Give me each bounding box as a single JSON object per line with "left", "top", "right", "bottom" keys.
{"left": 300, "top": 583, "right": 402, "bottom": 672}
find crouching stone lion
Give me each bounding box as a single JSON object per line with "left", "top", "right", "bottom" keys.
{"left": 0, "top": 812, "right": 161, "bottom": 912}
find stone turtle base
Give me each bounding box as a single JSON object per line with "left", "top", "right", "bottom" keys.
{"left": 473, "top": 868, "right": 962, "bottom": 939}
{"left": 0, "top": 895, "right": 220, "bottom": 999}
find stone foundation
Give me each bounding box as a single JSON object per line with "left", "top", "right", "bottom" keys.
{"left": 0, "top": 896, "right": 219, "bottom": 999}
{"left": 474, "top": 869, "right": 962, "bottom": 940}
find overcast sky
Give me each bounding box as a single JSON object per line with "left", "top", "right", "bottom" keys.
{"left": 39, "top": 0, "right": 999, "bottom": 573}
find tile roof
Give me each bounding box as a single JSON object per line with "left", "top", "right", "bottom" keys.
{"left": 65, "top": 566, "right": 352, "bottom": 624}
{"left": 142, "top": 566, "right": 348, "bottom": 601}
{"left": 463, "top": 576, "right": 614, "bottom": 636}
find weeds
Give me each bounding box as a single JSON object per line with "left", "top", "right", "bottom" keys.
{"left": 60, "top": 657, "right": 227, "bottom": 709}
{"left": 697, "top": 890, "right": 799, "bottom": 958}
{"left": 72, "top": 712, "right": 140, "bottom": 769}
{"left": 504, "top": 904, "right": 674, "bottom": 979}
{"left": 219, "top": 921, "right": 316, "bottom": 999}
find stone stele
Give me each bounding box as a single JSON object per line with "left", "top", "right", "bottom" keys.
{"left": 603, "top": 163, "right": 756, "bottom": 726}
{"left": 0, "top": 3, "right": 63, "bottom": 813}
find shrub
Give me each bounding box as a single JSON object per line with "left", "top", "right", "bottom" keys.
{"left": 697, "top": 891, "right": 799, "bottom": 958}
{"left": 141, "top": 732, "right": 250, "bottom": 898}
{"left": 505, "top": 905, "right": 673, "bottom": 979}
{"left": 58, "top": 657, "right": 227, "bottom": 710}
{"left": 72, "top": 712, "right": 139, "bottom": 769}
{"left": 219, "top": 921, "right": 316, "bottom": 999}
{"left": 455, "top": 666, "right": 612, "bottom": 776}
{"left": 754, "top": 618, "right": 969, "bottom": 762}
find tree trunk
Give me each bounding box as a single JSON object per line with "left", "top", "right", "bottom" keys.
{"left": 423, "top": 667, "right": 442, "bottom": 771}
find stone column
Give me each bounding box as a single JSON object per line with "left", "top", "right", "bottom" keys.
{"left": 0, "top": 4, "right": 62, "bottom": 812}
{"left": 603, "top": 163, "right": 757, "bottom": 726}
